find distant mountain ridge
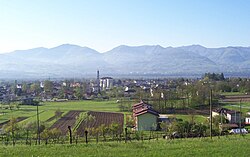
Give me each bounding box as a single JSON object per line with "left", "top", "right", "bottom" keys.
{"left": 0, "top": 44, "right": 250, "bottom": 78}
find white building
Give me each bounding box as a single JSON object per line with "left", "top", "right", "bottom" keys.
{"left": 245, "top": 117, "right": 250, "bottom": 125}
{"left": 100, "top": 77, "right": 113, "bottom": 90}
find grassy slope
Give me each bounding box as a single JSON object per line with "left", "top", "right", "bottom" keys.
{"left": 0, "top": 135, "right": 249, "bottom": 157}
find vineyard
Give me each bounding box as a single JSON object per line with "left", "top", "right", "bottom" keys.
{"left": 50, "top": 110, "right": 83, "bottom": 135}
{"left": 49, "top": 110, "right": 124, "bottom": 137}
{"left": 76, "top": 111, "right": 124, "bottom": 136}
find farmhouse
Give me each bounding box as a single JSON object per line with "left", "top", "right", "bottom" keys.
{"left": 133, "top": 101, "right": 159, "bottom": 131}
{"left": 212, "top": 108, "right": 241, "bottom": 124}
{"left": 245, "top": 117, "right": 250, "bottom": 125}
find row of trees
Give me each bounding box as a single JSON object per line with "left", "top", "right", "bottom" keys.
{"left": 11, "top": 80, "right": 89, "bottom": 100}
{"left": 161, "top": 115, "right": 229, "bottom": 139}
{"left": 1, "top": 117, "right": 125, "bottom": 145}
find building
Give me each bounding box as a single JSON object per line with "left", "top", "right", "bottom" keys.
{"left": 245, "top": 117, "right": 250, "bottom": 125}
{"left": 226, "top": 110, "right": 241, "bottom": 124}
{"left": 212, "top": 108, "right": 241, "bottom": 124}
{"left": 133, "top": 101, "right": 159, "bottom": 131}
{"left": 124, "top": 86, "right": 136, "bottom": 97}
{"left": 100, "top": 77, "right": 113, "bottom": 90}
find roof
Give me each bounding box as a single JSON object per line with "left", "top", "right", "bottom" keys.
{"left": 213, "top": 108, "right": 241, "bottom": 114}
{"left": 100, "top": 77, "right": 113, "bottom": 79}
{"left": 134, "top": 108, "right": 159, "bottom": 117}
{"left": 213, "top": 108, "right": 230, "bottom": 113}
{"left": 132, "top": 100, "right": 152, "bottom": 108}
{"left": 133, "top": 101, "right": 159, "bottom": 117}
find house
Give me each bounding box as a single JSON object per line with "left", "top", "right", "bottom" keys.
{"left": 212, "top": 108, "right": 241, "bottom": 124}
{"left": 226, "top": 110, "right": 241, "bottom": 124}
{"left": 124, "top": 86, "right": 136, "bottom": 97}
{"left": 245, "top": 117, "right": 250, "bottom": 125}
{"left": 158, "top": 114, "right": 176, "bottom": 124}
{"left": 133, "top": 101, "right": 159, "bottom": 131}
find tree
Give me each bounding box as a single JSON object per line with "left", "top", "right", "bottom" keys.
{"left": 98, "top": 124, "right": 109, "bottom": 141}
{"left": 44, "top": 80, "right": 53, "bottom": 94}
{"left": 30, "top": 83, "right": 41, "bottom": 95}
{"left": 48, "top": 128, "right": 62, "bottom": 144}
{"left": 22, "top": 82, "right": 29, "bottom": 94}
{"left": 3, "top": 117, "right": 19, "bottom": 145}
{"left": 109, "top": 123, "right": 121, "bottom": 140}
{"left": 22, "top": 121, "right": 37, "bottom": 145}
{"left": 75, "top": 86, "right": 83, "bottom": 100}
{"left": 167, "top": 120, "right": 208, "bottom": 138}
{"left": 215, "top": 81, "right": 231, "bottom": 92}
{"left": 40, "top": 129, "right": 50, "bottom": 145}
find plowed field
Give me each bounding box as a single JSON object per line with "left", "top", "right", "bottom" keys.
{"left": 77, "top": 111, "right": 124, "bottom": 136}
{"left": 50, "top": 110, "right": 83, "bottom": 135}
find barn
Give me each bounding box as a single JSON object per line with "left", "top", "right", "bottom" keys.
{"left": 133, "top": 101, "right": 159, "bottom": 131}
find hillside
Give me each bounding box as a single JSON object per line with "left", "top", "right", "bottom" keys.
{"left": 0, "top": 44, "right": 250, "bottom": 78}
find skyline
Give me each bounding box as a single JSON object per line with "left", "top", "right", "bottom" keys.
{"left": 0, "top": 0, "right": 250, "bottom": 53}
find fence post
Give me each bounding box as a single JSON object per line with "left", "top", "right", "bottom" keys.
{"left": 68, "top": 126, "right": 72, "bottom": 144}
{"left": 85, "top": 130, "right": 88, "bottom": 144}
{"left": 125, "top": 127, "right": 128, "bottom": 143}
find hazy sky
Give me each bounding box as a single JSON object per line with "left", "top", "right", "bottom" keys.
{"left": 0, "top": 0, "right": 250, "bottom": 53}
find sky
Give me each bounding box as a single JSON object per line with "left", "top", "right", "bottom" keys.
{"left": 0, "top": 0, "right": 250, "bottom": 53}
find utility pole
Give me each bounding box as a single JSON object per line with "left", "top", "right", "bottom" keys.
{"left": 220, "top": 110, "right": 223, "bottom": 136}
{"left": 37, "top": 103, "right": 40, "bottom": 145}
{"left": 239, "top": 99, "right": 242, "bottom": 135}
{"left": 210, "top": 89, "right": 212, "bottom": 139}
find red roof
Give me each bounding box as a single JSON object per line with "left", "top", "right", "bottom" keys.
{"left": 134, "top": 108, "right": 159, "bottom": 117}
{"left": 133, "top": 101, "right": 159, "bottom": 117}
{"left": 132, "top": 100, "right": 144, "bottom": 108}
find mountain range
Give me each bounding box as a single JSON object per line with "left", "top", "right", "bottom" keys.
{"left": 0, "top": 44, "right": 250, "bottom": 79}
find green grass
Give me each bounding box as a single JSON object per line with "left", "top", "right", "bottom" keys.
{"left": 167, "top": 114, "right": 207, "bottom": 123}
{"left": 40, "top": 100, "right": 120, "bottom": 112}
{"left": 220, "top": 92, "right": 242, "bottom": 96}
{"left": 0, "top": 135, "right": 249, "bottom": 157}
{"left": 0, "top": 105, "right": 37, "bottom": 123}
{"left": 222, "top": 102, "right": 250, "bottom": 115}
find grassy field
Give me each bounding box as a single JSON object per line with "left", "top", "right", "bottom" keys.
{"left": 173, "top": 114, "right": 208, "bottom": 123}
{"left": 220, "top": 92, "right": 242, "bottom": 96}
{"left": 222, "top": 102, "right": 250, "bottom": 115}
{"left": 0, "top": 135, "right": 249, "bottom": 157}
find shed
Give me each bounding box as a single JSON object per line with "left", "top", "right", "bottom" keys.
{"left": 133, "top": 101, "right": 159, "bottom": 131}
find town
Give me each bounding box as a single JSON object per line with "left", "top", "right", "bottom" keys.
{"left": 1, "top": 71, "right": 249, "bottom": 144}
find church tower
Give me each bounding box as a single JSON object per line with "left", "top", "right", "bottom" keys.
{"left": 97, "top": 70, "right": 100, "bottom": 93}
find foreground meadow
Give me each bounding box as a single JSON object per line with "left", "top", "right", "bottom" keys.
{"left": 0, "top": 135, "right": 249, "bottom": 157}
